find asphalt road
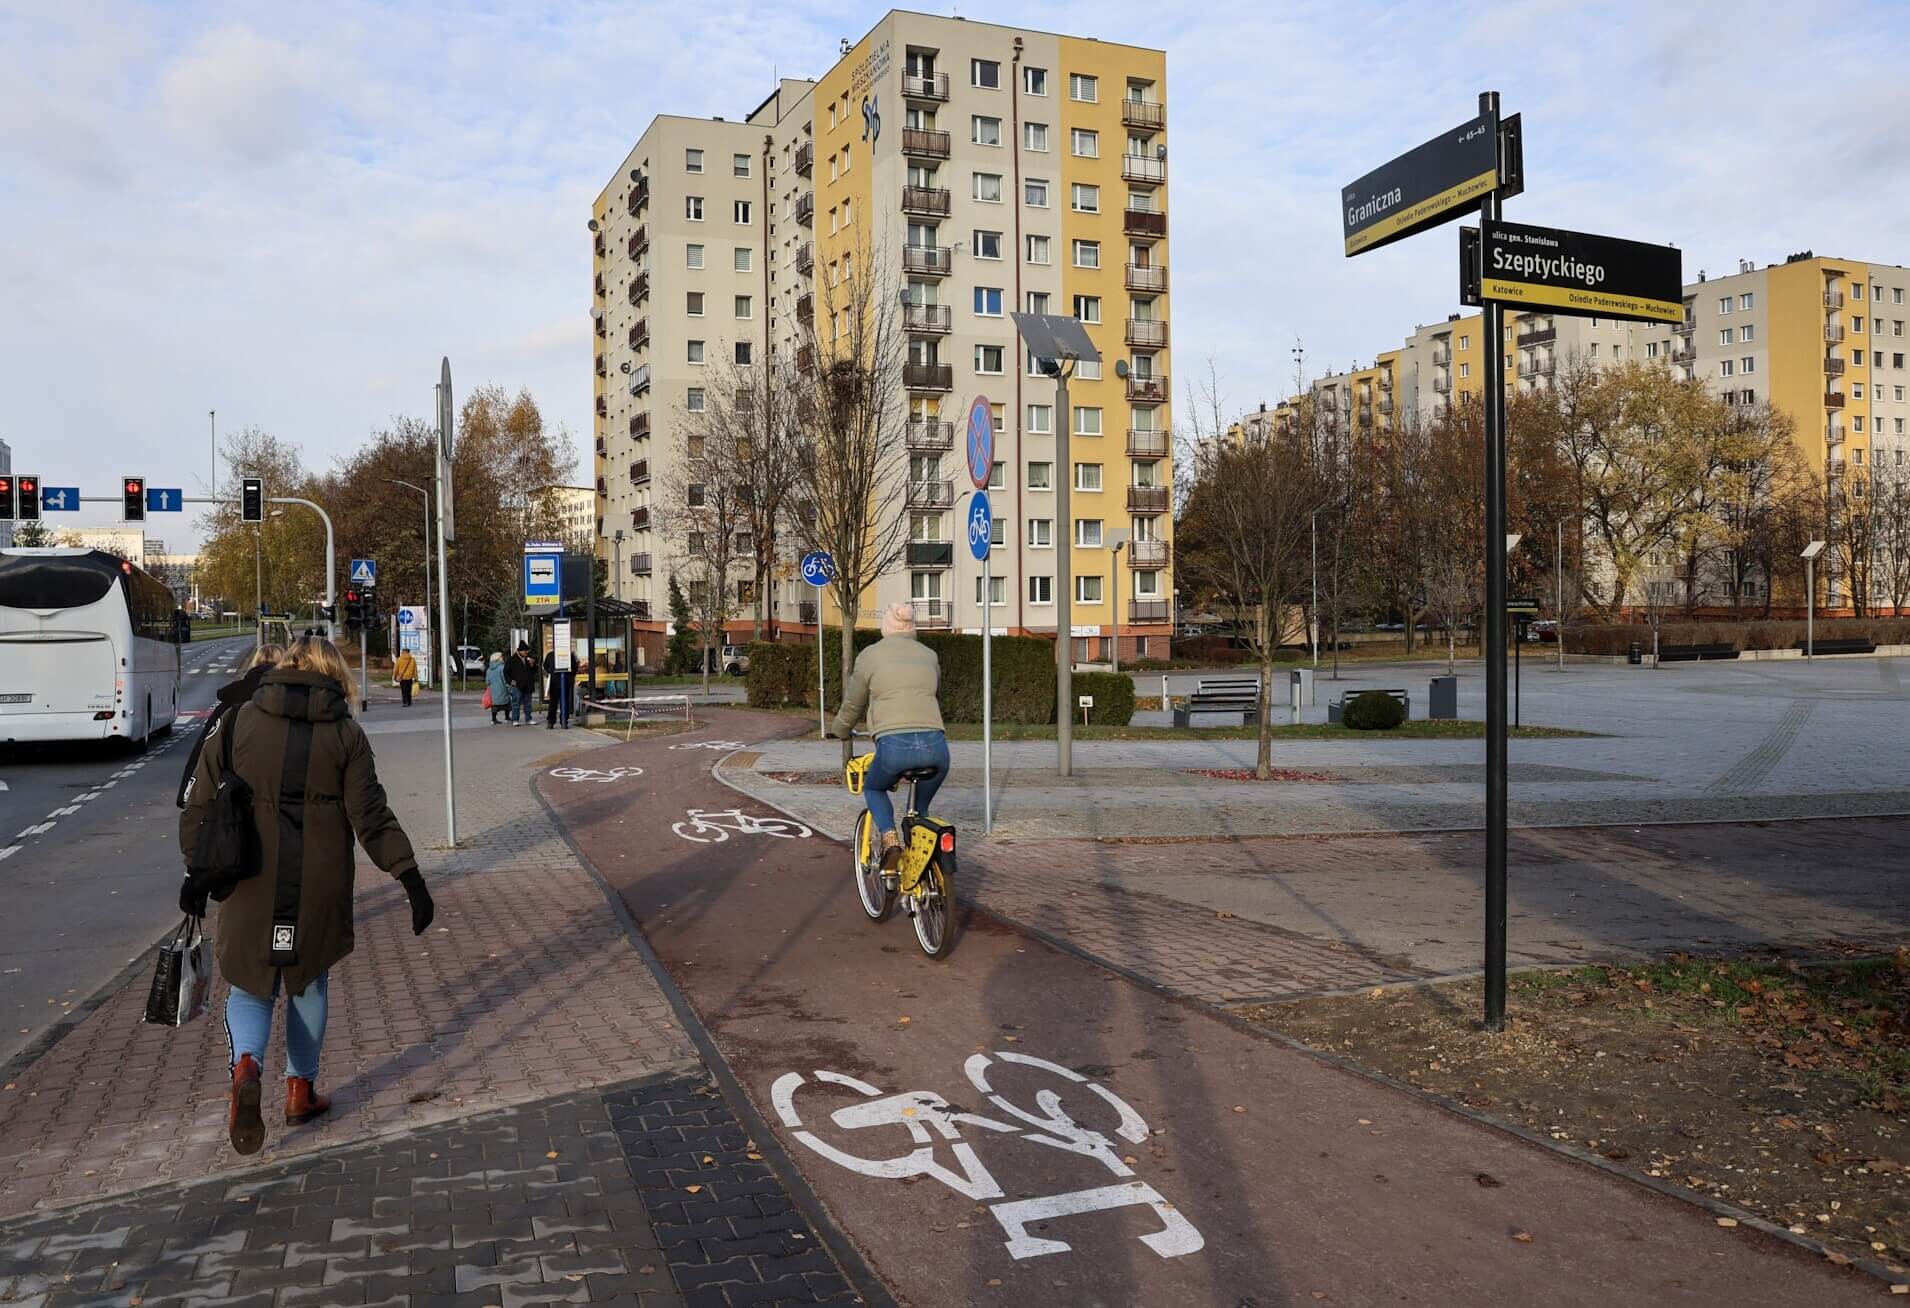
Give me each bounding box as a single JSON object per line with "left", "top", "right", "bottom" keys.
{"left": 0, "top": 635, "right": 253, "bottom": 1068}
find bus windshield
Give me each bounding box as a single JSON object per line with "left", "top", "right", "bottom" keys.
{"left": 0, "top": 551, "right": 117, "bottom": 611}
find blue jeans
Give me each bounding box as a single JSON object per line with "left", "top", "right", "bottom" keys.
{"left": 864, "top": 731, "right": 950, "bottom": 835}
{"left": 508, "top": 685, "right": 529, "bottom": 722}
{"left": 226, "top": 972, "right": 329, "bottom": 1080}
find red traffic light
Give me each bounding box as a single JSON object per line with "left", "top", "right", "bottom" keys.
{"left": 125, "top": 480, "right": 142, "bottom": 494}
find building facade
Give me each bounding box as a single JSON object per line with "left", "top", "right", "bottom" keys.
{"left": 591, "top": 12, "right": 1173, "bottom": 662}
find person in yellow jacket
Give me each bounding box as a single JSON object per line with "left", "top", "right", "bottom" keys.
{"left": 392, "top": 649, "right": 418, "bottom": 707}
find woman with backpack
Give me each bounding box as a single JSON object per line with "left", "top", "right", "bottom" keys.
{"left": 177, "top": 635, "right": 434, "bottom": 1156}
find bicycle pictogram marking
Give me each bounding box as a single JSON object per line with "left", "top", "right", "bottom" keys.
{"left": 667, "top": 739, "right": 747, "bottom": 751}
{"left": 548, "top": 765, "right": 645, "bottom": 784}
{"left": 671, "top": 808, "right": 813, "bottom": 843}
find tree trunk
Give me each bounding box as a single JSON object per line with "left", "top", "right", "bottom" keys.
{"left": 837, "top": 591, "right": 858, "bottom": 767}
{"left": 1255, "top": 648, "right": 1273, "bottom": 781}
{"left": 1447, "top": 626, "right": 1456, "bottom": 676}
{"left": 700, "top": 632, "right": 710, "bottom": 699}
{"left": 751, "top": 562, "right": 765, "bottom": 641}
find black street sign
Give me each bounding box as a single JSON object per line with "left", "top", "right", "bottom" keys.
{"left": 1465, "top": 219, "right": 1683, "bottom": 324}
{"left": 1342, "top": 112, "right": 1521, "bottom": 257}
{"left": 1507, "top": 597, "right": 1540, "bottom": 616}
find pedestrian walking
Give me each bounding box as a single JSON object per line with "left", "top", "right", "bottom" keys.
{"left": 485, "top": 652, "right": 510, "bottom": 724}
{"left": 177, "top": 635, "right": 433, "bottom": 1157}
{"left": 392, "top": 648, "right": 418, "bottom": 707}
{"left": 506, "top": 641, "right": 537, "bottom": 725}
{"left": 174, "top": 642, "right": 285, "bottom": 808}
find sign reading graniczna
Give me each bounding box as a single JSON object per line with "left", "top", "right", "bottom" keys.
{"left": 1463, "top": 219, "right": 1683, "bottom": 324}
{"left": 1342, "top": 111, "right": 1520, "bottom": 256}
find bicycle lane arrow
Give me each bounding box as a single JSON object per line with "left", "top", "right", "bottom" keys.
{"left": 535, "top": 709, "right": 1876, "bottom": 1307}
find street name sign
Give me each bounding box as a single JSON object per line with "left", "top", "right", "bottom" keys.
{"left": 39, "top": 487, "right": 81, "bottom": 512}
{"left": 1507, "top": 596, "right": 1540, "bottom": 616}
{"left": 1342, "top": 112, "right": 1521, "bottom": 257}
{"left": 1463, "top": 220, "right": 1683, "bottom": 324}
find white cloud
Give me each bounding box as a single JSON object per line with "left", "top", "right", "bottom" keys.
{"left": 156, "top": 25, "right": 328, "bottom": 166}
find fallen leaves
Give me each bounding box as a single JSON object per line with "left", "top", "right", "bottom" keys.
{"left": 1715, "top": 1217, "right": 1738, "bottom": 1228}
{"left": 1512, "top": 1230, "right": 1535, "bottom": 1244}
{"left": 1475, "top": 1173, "right": 1503, "bottom": 1188}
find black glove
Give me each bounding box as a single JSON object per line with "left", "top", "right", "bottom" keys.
{"left": 398, "top": 869, "right": 435, "bottom": 935}
{"left": 178, "top": 876, "right": 209, "bottom": 918}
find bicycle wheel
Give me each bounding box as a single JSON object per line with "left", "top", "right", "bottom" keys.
{"left": 853, "top": 810, "right": 894, "bottom": 923}
{"left": 910, "top": 854, "right": 955, "bottom": 959}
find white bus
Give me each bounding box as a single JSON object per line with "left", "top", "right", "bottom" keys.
{"left": 0, "top": 548, "right": 183, "bottom": 746}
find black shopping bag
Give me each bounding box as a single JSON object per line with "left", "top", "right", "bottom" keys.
{"left": 142, "top": 915, "right": 213, "bottom": 1027}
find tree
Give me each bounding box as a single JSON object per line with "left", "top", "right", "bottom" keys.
{"left": 665, "top": 575, "right": 697, "bottom": 674}
{"left": 661, "top": 420, "right": 749, "bottom": 696}
{"left": 195, "top": 426, "right": 328, "bottom": 621}
{"left": 12, "top": 521, "right": 53, "bottom": 547}
{"left": 1417, "top": 404, "right": 1485, "bottom": 673}
{"left": 1698, "top": 404, "right": 1812, "bottom": 616}
{"left": 1871, "top": 456, "right": 1910, "bottom": 616}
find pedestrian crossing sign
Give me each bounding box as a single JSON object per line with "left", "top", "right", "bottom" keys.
{"left": 350, "top": 558, "right": 377, "bottom": 586}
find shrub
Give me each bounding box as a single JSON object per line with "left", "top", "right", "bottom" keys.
{"left": 743, "top": 629, "right": 1056, "bottom": 724}
{"left": 1566, "top": 617, "right": 1910, "bottom": 655}
{"left": 1342, "top": 690, "right": 1406, "bottom": 731}
{"left": 1069, "top": 671, "right": 1137, "bottom": 726}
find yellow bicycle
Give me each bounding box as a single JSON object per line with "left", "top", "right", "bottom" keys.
{"left": 844, "top": 750, "right": 957, "bottom": 959}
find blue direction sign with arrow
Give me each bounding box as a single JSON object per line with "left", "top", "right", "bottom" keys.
{"left": 39, "top": 487, "right": 81, "bottom": 512}
{"left": 800, "top": 551, "right": 837, "bottom": 586}
{"left": 350, "top": 558, "right": 377, "bottom": 586}
{"left": 967, "top": 494, "right": 993, "bottom": 561}
{"left": 965, "top": 394, "right": 994, "bottom": 490}
{"left": 145, "top": 487, "right": 183, "bottom": 512}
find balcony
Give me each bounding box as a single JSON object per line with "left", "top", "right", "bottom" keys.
{"left": 1127, "top": 599, "right": 1171, "bottom": 623}
{"left": 794, "top": 193, "right": 814, "bottom": 225}
{"left": 1827, "top": 423, "right": 1846, "bottom": 446}
{"left": 1827, "top": 459, "right": 1845, "bottom": 479}
{"left": 794, "top": 242, "right": 813, "bottom": 276}
{"left": 595, "top": 476, "right": 607, "bottom": 495}
{"left": 630, "top": 459, "right": 650, "bottom": 485}
{"left": 907, "top": 479, "right": 954, "bottom": 508}
{"left": 911, "top": 599, "right": 953, "bottom": 629}
{"left": 1432, "top": 347, "right": 1452, "bottom": 366}
{"left": 594, "top": 272, "right": 605, "bottom": 298}
{"left": 627, "top": 226, "right": 647, "bottom": 259}
{"left": 1379, "top": 372, "right": 1393, "bottom": 391}
{"left": 1433, "top": 373, "right": 1452, "bottom": 394}
{"left": 1517, "top": 324, "right": 1557, "bottom": 347}
{"left": 798, "top": 600, "right": 818, "bottom": 626}
{"left": 628, "top": 318, "right": 649, "bottom": 351}
{"left": 1126, "top": 319, "right": 1168, "bottom": 349}
{"left": 907, "top": 418, "right": 954, "bottom": 450}
{"left": 1518, "top": 357, "right": 1555, "bottom": 379}
{"left": 1825, "top": 290, "right": 1845, "bottom": 309}
{"left": 902, "top": 127, "right": 951, "bottom": 159}
{"left": 1825, "top": 355, "right": 1846, "bottom": 377}
{"left": 1121, "top": 99, "right": 1165, "bottom": 131}
{"left": 628, "top": 364, "right": 651, "bottom": 395}
{"left": 594, "top": 314, "right": 607, "bottom": 339}
{"left": 1121, "top": 154, "right": 1167, "bottom": 186}
{"left": 903, "top": 71, "right": 950, "bottom": 101}
{"left": 1670, "top": 344, "right": 1696, "bottom": 365}
{"left": 904, "top": 303, "right": 952, "bottom": 334}
{"left": 1125, "top": 263, "right": 1168, "bottom": 293}
{"left": 595, "top": 435, "right": 606, "bottom": 455}
{"left": 794, "top": 141, "right": 813, "bottom": 177}
{"left": 1123, "top": 207, "right": 1167, "bottom": 239}
{"left": 595, "top": 395, "right": 607, "bottom": 418}
{"left": 626, "top": 175, "right": 649, "bottom": 215}
{"left": 797, "top": 345, "right": 817, "bottom": 375}
{"left": 902, "top": 246, "right": 953, "bottom": 279}
{"left": 594, "top": 232, "right": 606, "bottom": 259}
{"left": 595, "top": 353, "right": 606, "bottom": 377}
{"left": 1128, "top": 539, "right": 1170, "bottom": 568}
{"left": 796, "top": 291, "right": 814, "bottom": 325}
{"left": 631, "top": 506, "right": 651, "bottom": 531}
{"left": 906, "top": 541, "right": 954, "bottom": 568}
{"left": 1378, "top": 397, "right": 1394, "bottom": 414}
{"left": 1127, "top": 485, "right": 1171, "bottom": 514}
{"left": 904, "top": 362, "right": 954, "bottom": 391}
{"left": 1825, "top": 391, "right": 1846, "bottom": 410}
{"left": 630, "top": 552, "right": 652, "bottom": 576}
{"left": 1127, "top": 428, "right": 1169, "bottom": 457}
{"left": 629, "top": 411, "right": 651, "bottom": 439}
{"left": 902, "top": 185, "right": 952, "bottom": 217}
{"left": 1826, "top": 322, "right": 1845, "bottom": 343}
{"left": 627, "top": 270, "right": 650, "bottom": 304}
{"left": 1125, "top": 374, "right": 1168, "bottom": 404}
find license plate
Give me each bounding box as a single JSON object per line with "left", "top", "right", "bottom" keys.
{"left": 0, "top": 694, "right": 30, "bottom": 704}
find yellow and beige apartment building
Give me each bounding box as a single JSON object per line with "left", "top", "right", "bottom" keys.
{"left": 590, "top": 12, "right": 1173, "bottom": 663}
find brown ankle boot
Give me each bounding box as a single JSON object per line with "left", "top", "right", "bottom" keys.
{"left": 285, "top": 1076, "right": 332, "bottom": 1126}
{"left": 229, "top": 1055, "right": 265, "bottom": 1155}
{"left": 879, "top": 829, "right": 904, "bottom": 872}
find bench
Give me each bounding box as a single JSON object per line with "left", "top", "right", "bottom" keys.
{"left": 1172, "top": 676, "right": 1261, "bottom": 728}
{"left": 1658, "top": 642, "right": 1740, "bottom": 662}
{"left": 1795, "top": 638, "right": 1876, "bottom": 656}
{"left": 1328, "top": 688, "right": 1409, "bottom": 725}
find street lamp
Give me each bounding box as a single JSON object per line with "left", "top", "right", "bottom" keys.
{"left": 384, "top": 478, "right": 433, "bottom": 685}
{"left": 1802, "top": 540, "right": 1826, "bottom": 659}
{"left": 254, "top": 508, "right": 285, "bottom": 643}
{"left": 612, "top": 529, "right": 626, "bottom": 602}
{"left": 1109, "top": 529, "right": 1129, "bottom": 675}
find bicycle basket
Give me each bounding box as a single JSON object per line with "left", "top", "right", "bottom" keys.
{"left": 844, "top": 753, "right": 874, "bottom": 796}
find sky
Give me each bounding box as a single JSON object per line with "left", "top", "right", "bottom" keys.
{"left": 4, "top": 0, "right": 1910, "bottom": 546}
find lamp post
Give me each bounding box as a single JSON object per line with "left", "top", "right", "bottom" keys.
{"left": 1310, "top": 511, "right": 1319, "bottom": 668}
{"left": 612, "top": 529, "right": 626, "bottom": 602}
{"left": 1802, "top": 540, "right": 1826, "bottom": 659}
{"left": 384, "top": 478, "right": 433, "bottom": 685}
{"left": 253, "top": 508, "right": 285, "bottom": 643}
{"left": 1109, "top": 529, "right": 1129, "bottom": 675}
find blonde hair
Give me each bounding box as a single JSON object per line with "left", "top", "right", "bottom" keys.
{"left": 284, "top": 636, "right": 355, "bottom": 710}
{"left": 246, "top": 642, "right": 286, "bottom": 670}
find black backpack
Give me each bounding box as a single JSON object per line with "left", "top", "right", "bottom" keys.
{"left": 187, "top": 710, "right": 261, "bottom": 901}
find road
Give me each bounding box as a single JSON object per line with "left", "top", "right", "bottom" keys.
{"left": 0, "top": 636, "right": 252, "bottom": 1069}
{"left": 536, "top": 708, "right": 1877, "bottom": 1307}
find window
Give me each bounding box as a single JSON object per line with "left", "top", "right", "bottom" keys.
{"left": 1741, "top": 325, "right": 1755, "bottom": 342}
{"left": 1740, "top": 292, "right": 1754, "bottom": 309}
{"left": 1719, "top": 329, "right": 1733, "bottom": 347}
{"left": 686, "top": 196, "right": 704, "bottom": 221}
{"left": 686, "top": 291, "right": 705, "bottom": 315}
{"left": 1459, "top": 362, "right": 1470, "bottom": 379}
{"left": 975, "top": 345, "right": 1004, "bottom": 374}
{"left": 1897, "top": 289, "right": 1906, "bottom": 305}
{"left": 734, "top": 295, "right": 752, "bottom": 319}
{"left": 1459, "top": 334, "right": 1470, "bottom": 350}
{"left": 1074, "top": 406, "right": 1103, "bottom": 436}
{"left": 1026, "top": 235, "right": 1051, "bottom": 264}
{"left": 1070, "top": 128, "right": 1098, "bottom": 157}
{"left": 1072, "top": 239, "right": 1100, "bottom": 268}
{"left": 733, "top": 247, "right": 752, "bottom": 272}
{"left": 1076, "top": 575, "right": 1103, "bottom": 604}
{"left": 1026, "top": 403, "right": 1052, "bottom": 433}
{"left": 1027, "top": 461, "right": 1053, "bottom": 490}
{"left": 1646, "top": 341, "right": 1660, "bottom": 359}
{"left": 1896, "top": 322, "right": 1905, "bottom": 337}
{"left": 1075, "top": 519, "right": 1103, "bottom": 547}
{"left": 1072, "top": 295, "right": 1101, "bottom": 324}
{"left": 1854, "top": 283, "right": 1866, "bottom": 300}
{"left": 1718, "top": 359, "right": 1735, "bottom": 377}
{"left": 973, "top": 286, "right": 1003, "bottom": 316}
{"left": 1877, "top": 351, "right": 1885, "bottom": 367}
{"left": 976, "top": 575, "right": 1008, "bottom": 606}
{"left": 1717, "top": 296, "right": 1731, "bottom": 314}
{"left": 991, "top": 517, "right": 1006, "bottom": 547}
{"left": 1023, "top": 66, "right": 1047, "bottom": 95}
{"left": 1025, "top": 178, "right": 1049, "bottom": 207}
{"left": 974, "top": 230, "right": 1003, "bottom": 260}
{"left": 688, "top": 340, "right": 705, "bottom": 364}
{"left": 733, "top": 153, "right": 750, "bottom": 177}
{"left": 1024, "top": 122, "right": 1049, "bottom": 151}
{"left": 973, "top": 172, "right": 1003, "bottom": 203}
{"left": 1078, "top": 359, "right": 1101, "bottom": 381}
{"left": 972, "top": 115, "right": 1002, "bottom": 146}
{"left": 733, "top": 200, "right": 751, "bottom": 224}
{"left": 1854, "top": 315, "right": 1865, "bottom": 334}
{"left": 685, "top": 149, "right": 704, "bottom": 173}
{"left": 972, "top": 58, "right": 1000, "bottom": 89}
{"left": 1897, "top": 354, "right": 1906, "bottom": 370}
{"left": 1741, "top": 356, "right": 1755, "bottom": 373}
{"left": 1071, "top": 183, "right": 1100, "bottom": 213}
{"left": 686, "top": 244, "right": 705, "bottom": 269}
{"left": 1026, "top": 291, "right": 1051, "bottom": 314}
{"left": 683, "top": 389, "right": 705, "bottom": 415}
{"left": 734, "top": 342, "right": 752, "bottom": 365}
{"left": 1897, "top": 386, "right": 1906, "bottom": 402}
{"left": 1028, "top": 576, "right": 1053, "bottom": 604}
{"left": 989, "top": 459, "right": 1005, "bottom": 489}
{"left": 1134, "top": 570, "right": 1160, "bottom": 599}
{"left": 1075, "top": 462, "right": 1103, "bottom": 491}
{"left": 1855, "top": 416, "right": 1866, "bottom": 433}
{"left": 1069, "top": 73, "right": 1098, "bottom": 102}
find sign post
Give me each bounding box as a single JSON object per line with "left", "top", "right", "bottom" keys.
{"left": 968, "top": 492, "right": 994, "bottom": 833}
{"left": 435, "top": 358, "right": 458, "bottom": 847}
{"left": 801, "top": 551, "right": 836, "bottom": 739}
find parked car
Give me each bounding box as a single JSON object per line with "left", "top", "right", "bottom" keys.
{"left": 1529, "top": 620, "right": 1560, "bottom": 644}
{"left": 720, "top": 644, "right": 751, "bottom": 676}
{"left": 455, "top": 644, "right": 485, "bottom": 676}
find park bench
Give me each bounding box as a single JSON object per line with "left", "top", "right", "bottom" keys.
{"left": 1172, "top": 676, "right": 1260, "bottom": 728}
{"left": 1327, "top": 687, "right": 1410, "bottom": 725}
{"left": 1794, "top": 637, "right": 1876, "bottom": 656}
{"left": 1658, "top": 642, "right": 1740, "bottom": 662}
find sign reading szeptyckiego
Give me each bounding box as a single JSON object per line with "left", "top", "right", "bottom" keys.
{"left": 1468, "top": 219, "right": 1683, "bottom": 324}
{"left": 1343, "top": 112, "right": 1518, "bottom": 256}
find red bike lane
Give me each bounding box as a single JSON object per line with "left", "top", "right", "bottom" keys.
{"left": 538, "top": 709, "right": 1875, "bottom": 1307}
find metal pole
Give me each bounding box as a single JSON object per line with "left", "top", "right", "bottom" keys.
{"left": 360, "top": 627, "right": 369, "bottom": 713}
{"left": 210, "top": 410, "right": 217, "bottom": 497}
{"left": 1557, "top": 519, "right": 1565, "bottom": 673}
{"left": 1515, "top": 619, "right": 1521, "bottom": 729}
{"left": 1055, "top": 364, "right": 1073, "bottom": 777}
{"left": 982, "top": 550, "right": 993, "bottom": 833}
{"left": 1479, "top": 89, "right": 1510, "bottom": 1034}
{"left": 1110, "top": 542, "right": 1122, "bottom": 677}
{"left": 1806, "top": 557, "right": 1814, "bottom": 659}
{"left": 816, "top": 599, "right": 826, "bottom": 739}
{"left": 422, "top": 497, "right": 433, "bottom": 685}
{"left": 435, "top": 366, "right": 458, "bottom": 847}
{"left": 269, "top": 497, "right": 335, "bottom": 645}
{"left": 254, "top": 527, "right": 262, "bottom": 643}
{"left": 1310, "top": 512, "right": 1319, "bottom": 668}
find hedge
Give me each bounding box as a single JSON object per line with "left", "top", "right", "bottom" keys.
{"left": 746, "top": 630, "right": 1058, "bottom": 724}
{"left": 1343, "top": 690, "right": 1406, "bottom": 730}
{"left": 1070, "top": 671, "right": 1136, "bottom": 726}
{"left": 1568, "top": 617, "right": 1910, "bottom": 655}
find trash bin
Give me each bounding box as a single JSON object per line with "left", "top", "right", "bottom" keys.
{"left": 1428, "top": 675, "right": 1458, "bottom": 720}
{"left": 1289, "top": 667, "right": 1315, "bottom": 711}
{"left": 1627, "top": 642, "right": 1643, "bottom": 666}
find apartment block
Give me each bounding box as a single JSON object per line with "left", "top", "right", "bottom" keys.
{"left": 591, "top": 12, "right": 1172, "bottom": 662}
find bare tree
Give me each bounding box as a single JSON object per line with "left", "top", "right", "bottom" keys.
{"left": 1872, "top": 456, "right": 1910, "bottom": 615}
{"left": 659, "top": 421, "right": 749, "bottom": 697}
{"left": 1417, "top": 405, "right": 1484, "bottom": 673}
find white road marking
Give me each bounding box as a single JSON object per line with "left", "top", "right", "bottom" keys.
{"left": 47, "top": 806, "right": 81, "bottom": 818}
{"left": 0, "top": 780, "right": 8, "bottom": 792}
{"left": 671, "top": 808, "right": 812, "bottom": 843}
{"left": 76, "top": 792, "right": 100, "bottom": 802}
{"left": 548, "top": 766, "right": 645, "bottom": 784}
{"left": 16, "top": 823, "right": 55, "bottom": 838}
{"left": 0, "top": 846, "right": 19, "bottom": 862}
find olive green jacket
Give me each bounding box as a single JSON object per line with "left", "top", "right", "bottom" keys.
{"left": 831, "top": 634, "right": 944, "bottom": 739}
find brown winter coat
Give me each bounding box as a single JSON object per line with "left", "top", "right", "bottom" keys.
{"left": 178, "top": 669, "right": 418, "bottom": 998}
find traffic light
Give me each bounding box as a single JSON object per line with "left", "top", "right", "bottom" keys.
{"left": 0, "top": 475, "right": 13, "bottom": 521}
{"left": 15, "top": 476, "right": 39, "bottom": 522}
{"left": 343, "top": 589, "right": 362, "bottom": 630}
{"left": 319, "top": 603, "right": 337, "bottom": 623}
{"left": 123, "top": 476, "right": 146, "bottom": 522}
{"left": 240, "top": 476, "right": 264, "bottom": 524}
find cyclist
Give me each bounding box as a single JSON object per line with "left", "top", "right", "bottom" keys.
{"left": 830, "top": 603, "right": 948, "bottom": 872}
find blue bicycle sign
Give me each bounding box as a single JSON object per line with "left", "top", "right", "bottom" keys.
{"left": 967, "top": 495, "right": 993, "bottom": 561}
{"left": 801, "top": 550, "right": 838, "bottom": 587}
